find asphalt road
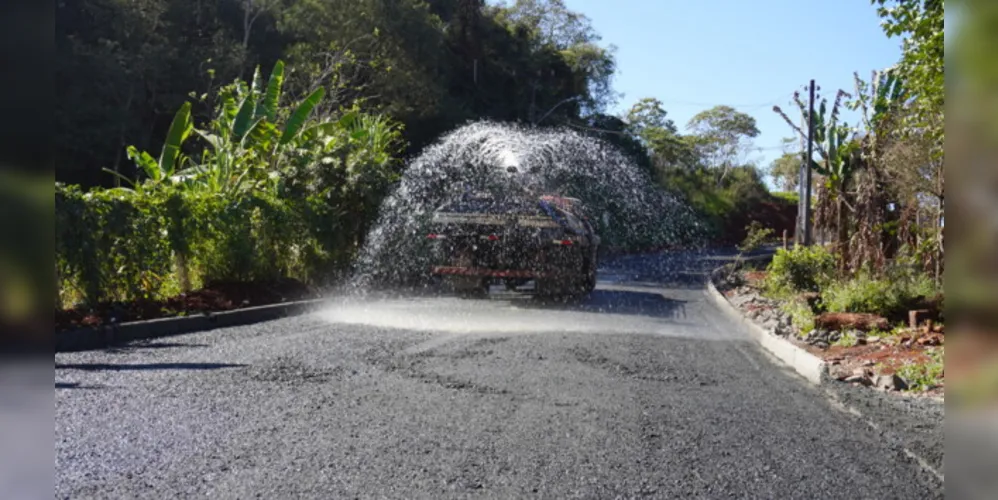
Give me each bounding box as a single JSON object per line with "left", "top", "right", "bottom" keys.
{"left": 55, "top": 251, "right": 944, "bottom": 499}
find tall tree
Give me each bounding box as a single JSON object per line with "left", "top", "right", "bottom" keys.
{"left": 769, "top": 152, "right": 800, "bottom": 192}
{"left": 625, "top": 98, "right": 696, "bottom": 170}
{"left": 686, "top": 105, "right": 760, "bottom": 183}
{"left": 496, "top": 0, "right": 618, "bottom": 116}
{"left": 871, "top": 0, "right": 944, "bottom": 153}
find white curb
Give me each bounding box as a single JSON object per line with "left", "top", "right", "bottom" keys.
{"left": 705, "top": 275, "right": 828, "bottom": 385}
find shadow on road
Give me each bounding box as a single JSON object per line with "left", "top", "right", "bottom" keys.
{"left": 596, "top": 245, "right": 777, "bottom": 289}
{"left": 102, "top": 342, "right": 210, "bottom": 354}
{"left": 524, "top": 289, "right": 688, "bottom": 320}
{"left": 56, "top": 362, "right": 246, "bottom": 372}
{"left": 55, "top": 382, "right": 105, "bottom": 390}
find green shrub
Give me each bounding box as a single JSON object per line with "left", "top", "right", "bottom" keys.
{"left": 55, "top": 61, "right": 407, "bottom": 308}
{"left": 738, "top": 220, "right": 774, "bottom": 254}
{"left": 833, "top": 331, "right": 859, "bottom": 347}
{"left": 765, "top": 244, "right": 836, "bottom": 296}
{"left": 822, "top": 266, "right": 936, "bottom": 318}
{"left": 56, "top": 185, "right": 175, "bottom": 304}
{"left": 770, "top": 191, "right": 800, "bottom": 205}
{"left": 55, "top": 184, "right": 349, "bottom": 307}
{"left": 895, "top": 348, "right": 944, "bottom": 391}
{"left": 781, "top": 298, "right": 816, "bottom": 334}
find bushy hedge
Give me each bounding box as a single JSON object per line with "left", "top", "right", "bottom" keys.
{"left": 821, "top": 267, "right": 937, "bottom": 320}
{"left": 764, "top": 244, "right": 837, "bottom": 296}
{"left": 55, "top": 184, "right": 348, "bottom": 307}
{"left": 762, "top": 243, "right": 939, "bottom": 321}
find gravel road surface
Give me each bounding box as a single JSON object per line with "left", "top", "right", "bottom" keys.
{"left": 55, "top": 252, "right": 943, "bottom": 499}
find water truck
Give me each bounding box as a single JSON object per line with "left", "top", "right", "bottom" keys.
{"left": 426, "top": 190, "right": 599, "bottom": 298}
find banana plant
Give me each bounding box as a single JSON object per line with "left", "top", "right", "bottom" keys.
{"left": 130, "top": 60, "right": 403, "bottom": 200}
{"left": 180, "top": 60, "right": 331, "bottom": 194}
{"left": 773, "top": 88, "right": 859, "bottom": 196}
{"left": 848, "top": 67, "right": 908, "bottom": 175}
{"left": 774, "top": 84, "right": 862, "bottom": 269}
{"left": 850, "top": 67, "right": 907, "bottom": 135}
{"left": 104, "top": 101, "right": 193, "bottom": 192}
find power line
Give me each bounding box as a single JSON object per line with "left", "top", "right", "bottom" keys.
{"left": 638, "top": 93, "right": 794, "bottom": 110}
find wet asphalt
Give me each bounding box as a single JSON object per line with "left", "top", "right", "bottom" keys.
{"left": 55, "top": 251, "right": 943, "bottom": 499}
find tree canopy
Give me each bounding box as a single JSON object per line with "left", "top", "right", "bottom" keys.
{"left": 56, "top": 0, "right": 620, "bottom": 187}
{"left": 871, "top": 0, "right": 944, "bottom": 151}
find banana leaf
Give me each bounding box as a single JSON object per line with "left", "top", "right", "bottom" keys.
{"left": 127, "top": 145, "right": 160, "bottom": 181}
{"left": 259, "top": 60, "right": 285, "bottom": 122}
{"left": 280, "top": 87, "right": 325, "bottom": 145}
{"left": 159, "top": 102, "right": 193, "bottom": 178}
{"left": 233, "top": 97, "right": 256, "bottom": 141}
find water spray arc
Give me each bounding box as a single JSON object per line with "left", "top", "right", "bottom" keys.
{"left": 349, "top": 121, "right": 706, "bottom": 289}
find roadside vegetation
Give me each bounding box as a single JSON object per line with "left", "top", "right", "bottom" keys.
{"left": 717, "top": 0, "right": 946, "bottom": 394}
{"left": 55, "top": 0, "right": 797, "bottom": 329}
{"left": 54, "top": 0, "right": 945, "bottom": 351}
{"left": 56, "top": 61, "right": 403, "bottom": 311}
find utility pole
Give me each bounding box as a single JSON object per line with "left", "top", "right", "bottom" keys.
{"left": 803, "top": 79, "right": 816, "bottom": 246}
{"left": 796, "top": 113, "right": 806, "bottom": 245}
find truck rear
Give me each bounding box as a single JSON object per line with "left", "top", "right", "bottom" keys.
{"left": 427, "top": 192, "right": 598, "bottom": 297}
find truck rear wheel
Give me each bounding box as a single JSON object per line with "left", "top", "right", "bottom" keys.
{"left": 445, "top": 276, "right": 488, "bottom": 298}
{"left": 582, "top": 267, "right": 597, "bottom": 295}
{"left": 534, "top": 277, "right": 567, "bottom": 300}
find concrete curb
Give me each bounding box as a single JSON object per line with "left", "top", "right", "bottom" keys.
{"left": 705, "top": 267, "right": 829, "bottom": 386}
{"left": 705, "top": 262, "right": 943, "bottom": 485}
{"left": 55, "top": 299, "right": 327, "bottom": 352}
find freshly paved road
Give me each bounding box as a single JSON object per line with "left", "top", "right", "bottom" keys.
{"left": 55, "top": 252, "right": 943, "bottom": 499}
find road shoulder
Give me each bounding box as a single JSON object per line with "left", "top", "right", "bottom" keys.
{"left": 704, "top": 263, "right": 944, "bottom": 482}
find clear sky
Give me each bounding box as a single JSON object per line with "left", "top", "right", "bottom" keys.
{"left": 561, "top": 0, "right": 904, "bottom": 188}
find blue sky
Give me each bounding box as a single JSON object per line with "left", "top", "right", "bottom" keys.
{"left": 561, "top": 0, "right": 904, "bottom": 188}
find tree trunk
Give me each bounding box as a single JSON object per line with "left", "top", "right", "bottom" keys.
{"left": 176, "top": 253, "right": 191, "bottom": 293}
{"left": 936, "top": 192, "right": 944, "bottom": 286}
{"left": 55, "top": 263, "right": 62, "bottom": 310}
{"left": 836, "top": 188, "right": 850, "bottom": 274}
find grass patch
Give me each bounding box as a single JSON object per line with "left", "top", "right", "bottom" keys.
{"left": 822, "top": 270, "right": 936, "bottom": 319}
{"left": 780, "top": 298, "right": 815, "bottom": 335}
{"left": 764, "top": 244, "right": 836, "bottom": 297}
{"left": 895, "top": 348, "right": 944, "bottom": 391}
{"left": 832, "top": 330, "right": 859, "bottom": 348}
{"left": 770, "top": 191, "right": 800, "bottom": 204}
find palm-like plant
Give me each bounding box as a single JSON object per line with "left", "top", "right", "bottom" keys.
{"left": 181, "top": 61, "right": 329, "bottom": 195}
{"left": 774, "top": 88, "right": 860, "bottom": 269}
{"left": 104, "top": 102, "right": 194, "bottom": 193}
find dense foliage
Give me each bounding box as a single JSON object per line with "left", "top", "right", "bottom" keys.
{"left": 56, "top": 59, "right": 404, "bottom": 307}
{"left": 55, "top": 184, "right": 345, "bottom": 306}
{"left": 56, "top": 0, "right": 619, "bottom": 188}
{"left": 57, "top": 0, "right": 938, "bottom": 310}
{"left": 765, "top": 245, "right": 837, "bottom": 296}
{"left": 751, "top": 0, "right": 945, "bottom": 356}
{"left": 768, "top": 1, "right": 944, "bottom": 283}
